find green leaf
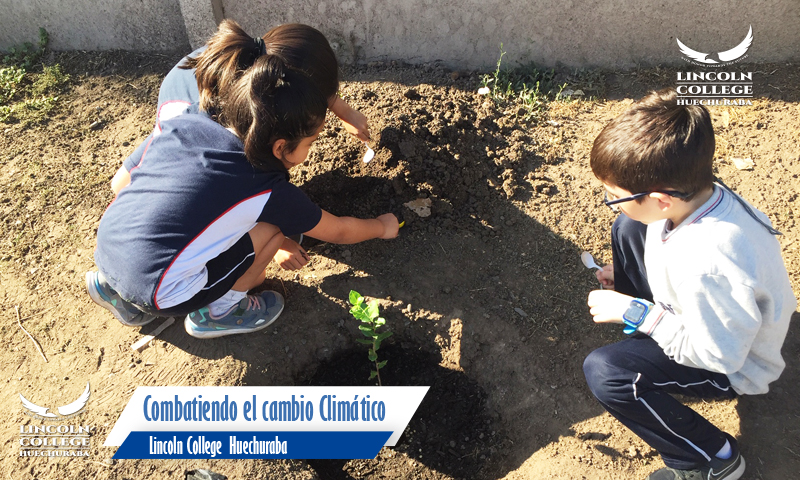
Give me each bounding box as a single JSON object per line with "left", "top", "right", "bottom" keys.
{"left": 350, "top": 306, "right": 370, "bottom": 322}
{"left": 376, "top": 360, "right": 388, "bottom": 369}
{"left": 376, "top": 331, "right": 393, "bottom": 341}
{"left": 358, "top": 325, "right": 375, "bottom": 337}
{"left": 356, "top": 339, "right": 373, "bottom": 345}
{"left": 366, "top": 301, "right": 380, "bottom": 320}
{"left": 374, "top": 317, "right": 386, "bottom": 326}
{"left": 369, "top": 370, "right": 378, "bottom": 380}
{"left": 349, "top": 290, "right": 362, "bottom": 306}
{"left": 368, "top": 349, "right": 378, "bottom": 362}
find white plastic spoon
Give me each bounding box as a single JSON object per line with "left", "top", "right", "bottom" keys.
{"left": 362, "top": 142, "right": 375, "bottom": 163}
{"left": 581, "top": 251, "right": 605, "bottom": 289}
{"left": 581, "top": 251, "right": 603, "bottom": 271}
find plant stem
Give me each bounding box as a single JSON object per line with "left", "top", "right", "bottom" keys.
{"left": 374, "top": 340, "right": 382, "bottom": 386}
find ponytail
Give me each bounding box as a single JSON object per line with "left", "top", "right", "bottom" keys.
{"left": 220, "top": 54, "right": 328, "bottom": 171}
{"left": 183, "top": 20, "right": 339, "bottom": 113}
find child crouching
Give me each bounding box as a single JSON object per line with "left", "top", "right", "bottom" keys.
{"left": 584, "top": 89, "right": 796, "bottom": 480}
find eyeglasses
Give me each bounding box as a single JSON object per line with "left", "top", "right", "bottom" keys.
{"left": 603, "top": 190, "right": 690, "bottom": 211}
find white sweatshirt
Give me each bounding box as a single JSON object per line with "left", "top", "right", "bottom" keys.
{"left": 637, "top": 185, "right": 796, "bottom": 395}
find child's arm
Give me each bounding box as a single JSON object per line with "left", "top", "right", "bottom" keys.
{"left": 639, "top": 277, "right": 764, "bottom": 373}
{"left": 111, "top": 133, "right": 154, "bottom": 194}
{"left": 329, "top": 96, "right": 371, "bottom": 141}
{"left": 111, "top": 166, "right": 131, "bottom": 195}
{"left": 305, "top": 210, "right": 398, "bottom": 244}
{"left": 588, "top": 279, "right": 764, "bottom": 374}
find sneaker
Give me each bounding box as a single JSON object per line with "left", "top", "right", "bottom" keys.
{"left": 646, "top": 443, "right": 745, "bottom": 480}
{"left": 184, "top": 291, "right": 284, "bottom": 339}
{"left": 85, "top": 271, "right": 157, "bottom": 327}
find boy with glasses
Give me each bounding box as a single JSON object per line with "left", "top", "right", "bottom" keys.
{"left": 582, "top": 88, "right": 795, "bottom": 480}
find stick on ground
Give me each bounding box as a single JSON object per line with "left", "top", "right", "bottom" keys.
{"left": 15, "top": 305, "right": 48, "bottom": 363}
{"left": 131, "top": 317, "right": 175, "bottom": 352}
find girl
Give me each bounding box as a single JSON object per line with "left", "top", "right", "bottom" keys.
{"left": 87, "top": 21, "right": 398, "bottom": 339}
{"left": 112, "top": 21, "right": 370, "bottom": 193}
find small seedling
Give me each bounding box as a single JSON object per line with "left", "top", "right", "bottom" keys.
{"left": 348, "top": 290, "right": 393, "bottom": 386}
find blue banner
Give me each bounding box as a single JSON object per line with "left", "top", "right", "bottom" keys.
{"left": 113, "top": 431, "right": 392, "bottom": 459}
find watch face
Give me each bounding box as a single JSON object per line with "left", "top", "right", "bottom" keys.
{"left": 624, "top": 302, "right": 647, "bottom": 325}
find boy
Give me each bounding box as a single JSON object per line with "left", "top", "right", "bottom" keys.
{"left": 583, "top": 89, "right": 796, "bottom": 480}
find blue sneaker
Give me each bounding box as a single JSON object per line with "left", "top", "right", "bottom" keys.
{"left": 85, "top": 271, "right": 157, "bottom": 327}
{"left": 646, "top": 439, "right": 745, "bottom": 480}
{"left": 184, "top": 291, "right": 285, "bottom": 339}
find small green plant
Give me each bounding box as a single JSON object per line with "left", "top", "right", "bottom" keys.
{"left": 0, "top": 28, "right": 68, "bottom": 124}
{"left": 348, "top": 290, "right": 393, "bottom": 386}
{"left": 3, "top": 28, "right": 49, "bottom": 70}
{"left": 481, "top": 44, "right": 567, "bottom": 120}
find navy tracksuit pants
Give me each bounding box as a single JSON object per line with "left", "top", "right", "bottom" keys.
{"left": 583, "top": 215, "right": 737, "bottom": 470}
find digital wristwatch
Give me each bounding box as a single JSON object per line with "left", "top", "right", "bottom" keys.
{"left": 622, "top": 299, "right": 654, "bottom": 334}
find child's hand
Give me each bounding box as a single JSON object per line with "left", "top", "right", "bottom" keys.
{"left": 330, "top": 97, "right": 371, "bottom": 141}
{"left": 596, "top": 264, "right": 615, "bottom": 289}
{"left": 273, "top": 237, "right": 310, "bottom": 271}
{"left": 377, "top": 213, "right": 400, "bottom": 239}
{"left": 587, "top": 290, "right": 634, "bottom": 324}
{"left": 340, "top": 109, "right": 371, "bottom": 142}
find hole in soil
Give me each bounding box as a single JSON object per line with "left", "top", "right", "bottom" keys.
{"left": 300, "top": 344, "right": 504, "bottom": 480}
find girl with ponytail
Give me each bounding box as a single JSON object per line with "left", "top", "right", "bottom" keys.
{"left": 111, "top": 19, "right": 370, "bottom": 190}
{"left": 87, "top": 21, "right": 399, "bottom": 339}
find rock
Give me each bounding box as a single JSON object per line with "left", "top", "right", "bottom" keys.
{"left": 514, "top": 308, "right": 528, "bottom": 317}
{"left": 404, "top": 198, "right": 432, "bottom": 217}
{"left": 732, "top": 157, "right": 754, "bottom": 170}
{"left": 477, "top": 86, "right": 491, "bottom": 95}
{"left": 186, "top": 470, "right": 227, "bottom": 480}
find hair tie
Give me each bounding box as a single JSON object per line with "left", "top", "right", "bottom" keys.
{"left": 254, "top": 37, "right": 266, "bottom": 57}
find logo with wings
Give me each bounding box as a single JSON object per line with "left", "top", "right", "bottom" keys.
{"left": 677, "top": 25, "right": 753, "bottom": 65}
{"left": 20, "top": 382, "right": 91, "bottom": 419}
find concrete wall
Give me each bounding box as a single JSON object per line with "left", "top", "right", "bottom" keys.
{"left": 2, "top": 0, "right": 798, "bottom": 69}
{"left": 0, "top": 0, "right": 189, "bottom": 53}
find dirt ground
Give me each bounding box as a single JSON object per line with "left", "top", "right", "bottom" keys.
{"left": 1, "top": 51, "right": 798, "bottom": 480}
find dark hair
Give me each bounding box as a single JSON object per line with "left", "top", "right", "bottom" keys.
{"left": 590, "top": 88, "right": 715, "bottom": 200}
{"left": 220, "top": 55, "right": 328, "bottom": 171}
{"left": 184, "top": 20, "right": 339, "bottom": 113}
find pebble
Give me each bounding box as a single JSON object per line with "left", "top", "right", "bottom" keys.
{"left": 732, "top": 157, "right": 754, "bottom": 170}
{"left": 514, "top": 307, "right": 528, "bottom": 317}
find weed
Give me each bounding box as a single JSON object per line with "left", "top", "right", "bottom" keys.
{"left": 348, "top": 290, "right": 393, "bottom": 386}
{"left": 1, "top": 28, "right": 69, "bottom": 125}
{"left": 3, "top": 28, "right": 49, "bottom": 70}
{"left": 0, "top": 66, "right": 25, "bottom": 103}
{"left": 481, "top": 44, "right": 566, "bottom": 120}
